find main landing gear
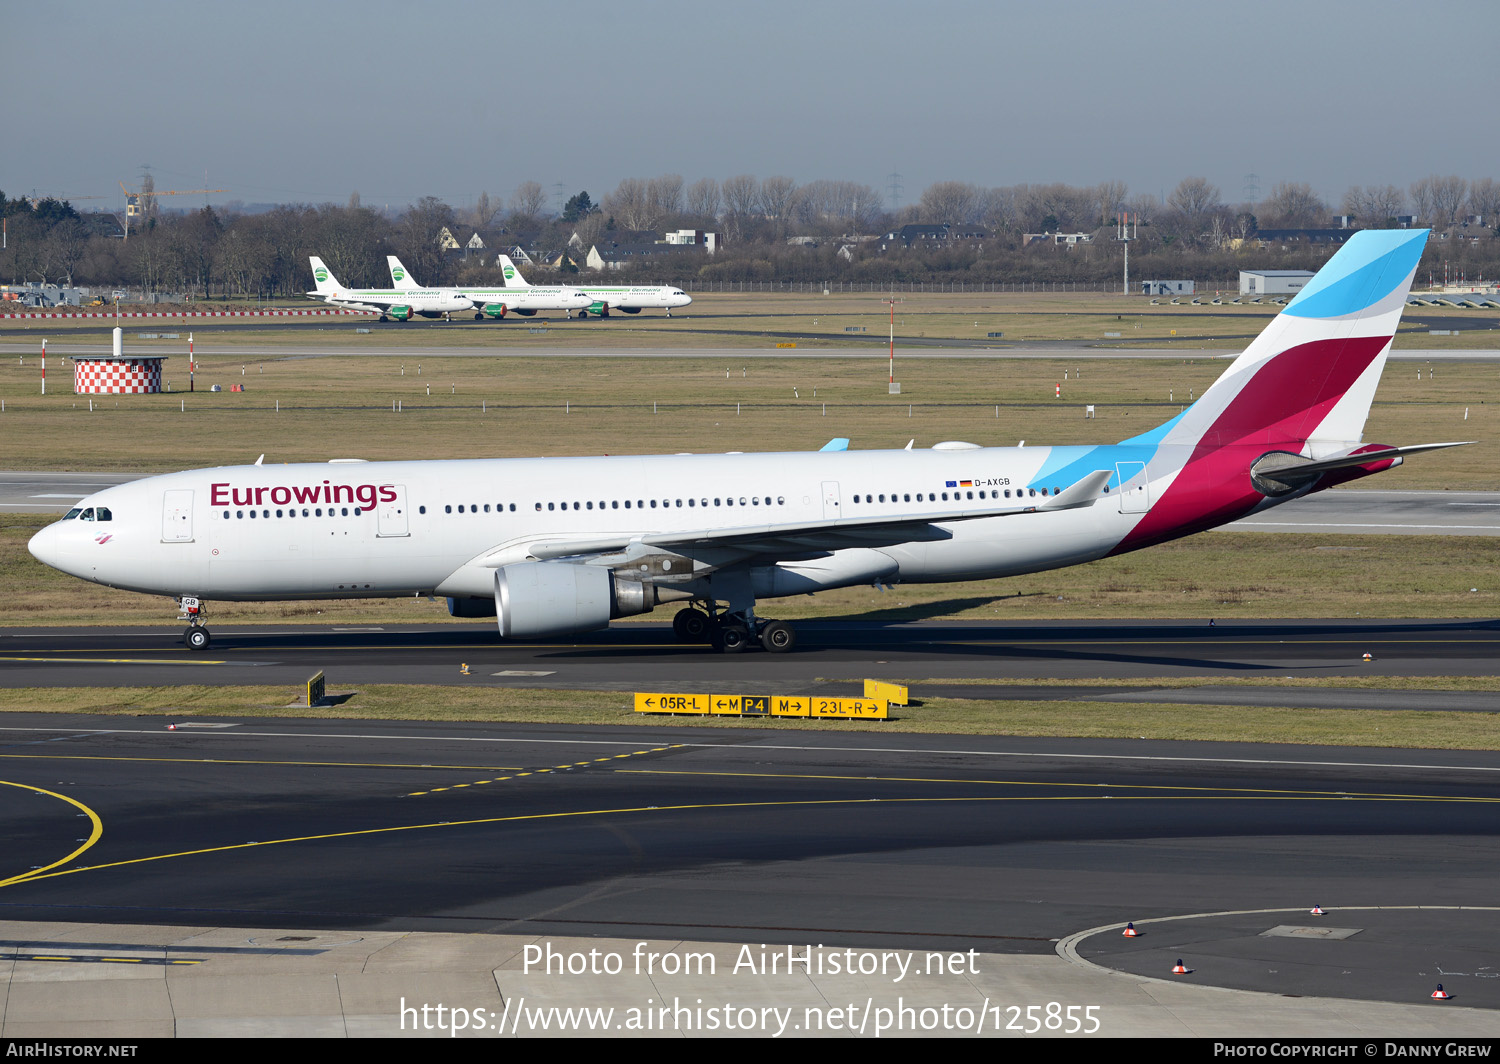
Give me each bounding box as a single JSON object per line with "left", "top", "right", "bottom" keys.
{"left": 672, "top": 606, "right": 797, "bottom": 654}
{"left": 179, "top": 596, "right": 211, "bottom": 650}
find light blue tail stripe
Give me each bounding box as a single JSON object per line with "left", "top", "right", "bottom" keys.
{"left": 1283, "top": 229, "right": 1427, "bottom": 319}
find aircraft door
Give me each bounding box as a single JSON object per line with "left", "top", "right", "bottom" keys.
{"left": 1115, "top": 462, "right": 1150, "bottom": 514}
{"left": 377, "top": 485, "right": 409, "bottom": 537}
{"left": 822, "top": 481, "right": 842, "bottom": 520}
{"left": 162, "top": 489, "right": 194, "bottom": 542}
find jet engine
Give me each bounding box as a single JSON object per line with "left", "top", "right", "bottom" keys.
{"left": 481, "top": 303, "right": 509, "bottom": 319}
{"left": 494, "top": 562, "right": 658, "bottom": 638}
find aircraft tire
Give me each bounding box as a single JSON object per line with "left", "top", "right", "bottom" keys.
{"left": 184, "top": 626, "right": 211, "bottom": 651}
{"left": 672, "top": 608, "right": 712, "bottom": 643}
{"left": 759, "top": 620, "right": 796, "bottom": 654}
{"left": 716, "top": 625, "right": 750, "bottom": 654}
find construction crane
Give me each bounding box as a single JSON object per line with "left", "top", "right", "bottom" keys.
{"left": 118, "top": 180, "right": 228, "bottom": 240}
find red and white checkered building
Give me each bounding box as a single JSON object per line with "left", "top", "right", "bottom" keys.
{"left": 73, "top": 356, "right": 167, "bottom": 394}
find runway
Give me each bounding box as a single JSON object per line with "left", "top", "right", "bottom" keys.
{"left": 3, "top": 618, "right": 1499, "bottom": 696}
{"left": 1, "top": 713, "right": 1498, "bottom": 1015}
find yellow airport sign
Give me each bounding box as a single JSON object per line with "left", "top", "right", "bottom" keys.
{"left": 634, "top": 692, "right": 889, "bottom": 719}
{"left": 863, "top": 679, "right": 908, "bottom": 705}
{"left": 771, "top": 696, "right": 809, "bottom": 717}
{"left": 811, "top": 697, "right": 888, "bottom": 719}
{"left": 635, "top": 692, "right": 710, "bottom": 714}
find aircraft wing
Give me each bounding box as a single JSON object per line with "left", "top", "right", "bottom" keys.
{"left": 509, "top": 469, "right": 1115, "bottom": 563}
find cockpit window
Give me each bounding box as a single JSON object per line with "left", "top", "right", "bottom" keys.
{"left": 64, "top": 508, "right": 82, "bottom": 520}
{"left": 80, "top": 508, "right": 95, "bottom": 521}
{"left": 95, "top": 507, "right": 112, "bottom": 522}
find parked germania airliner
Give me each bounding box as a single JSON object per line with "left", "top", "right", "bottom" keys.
{"left": 493, "top": 254, "right": 692, "bottom": 317}
{"left": 30, "top": 229, "right": 1467, "bottom": 653}
{"left": 386, "top": 256, "right": 593, "bottom": 319}
{"left": 307, "top": 257, "right": 473, "bottom": 321}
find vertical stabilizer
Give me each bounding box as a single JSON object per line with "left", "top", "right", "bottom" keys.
{"left": 498, "top": 255, "right": 532, "bottom": 288}
{"left": 308, "top": 257, "right": 341, "bottom": 295}
{"left": 387, "top": 256, "right": 421, "bottom": 290}
{"left": 1142, "top": 228, "right": 1427, "bottom": 456}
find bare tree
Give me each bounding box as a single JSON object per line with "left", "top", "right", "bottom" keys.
{"left": 647, "top": 174, "right": 684, "bottom": 220}
{"left": 1342, "top": 185, "right": 1405, "bottom": 227}
{"left": 1260, "top": 182, "right": 1326, "bottom": 228}
{"left": 686, "top": 178, "right": 720, "bottom": 219}
{"left": 1428, "top": 175, "right": 1468, "bottom": 225}
{"left": 917, "top": 181, "right": 980, "bottom": 225}
{"left": 603, "top": 178, "right": 658, "bottom": 231}
{"left": 1168, "top": 176, "right": 1220, "bottom": 221}
{"left": 1409, "top": 177, "right": 1437, "bottom": 224}
{"left": 1468, "top": 178, "right": 1500, "bottom": 225}
{"left": 509, "top": 181, "right": 548, "bottom": 224}
{"left": 1095, "top": 180, "right": 1130, "bottom": 226}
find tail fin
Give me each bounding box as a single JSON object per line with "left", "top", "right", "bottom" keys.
{"left": 387, "top": 256, "right": 421, "bottom": 290}
{"left": 1138, "top": 228, "right": 1428, "bottom": 456}
{"left": 309, "top": 256, "right": 341, "bottom": 295}
{"left": 498, "top": 255, "right": 531, "bottom": 288}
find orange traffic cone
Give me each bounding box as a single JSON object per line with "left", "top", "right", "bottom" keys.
{"left": 1172, "top": 959, "right": 1189, "bottom": 974}
{"left": 1123, "top": 922, "right": 1140, "bottom": 937}
{"left": 460, "top": 663, "right": 471, "bottom": 675}
{"left": 1310, "top": 906, "right": 1325, "bottom": 915}
{"left": 1362, "top": 652, "right": 1373, "bottom": 662}
{"left": 1432, "top": 985, "right": 1452, "bottom": 1000}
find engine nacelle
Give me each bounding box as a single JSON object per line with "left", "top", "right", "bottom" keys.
{"left": 388, "top": 305, "right": 413, "bottom": 321}
{"left": 513, "top": 307, "right": 538, "bottom": 316}
{"left": 618, "top": 305, "right": 642, "bottom": 314}
{"left": 481, "top": 303, "right": 508, "bottom": 319}
{"left": 588, "top": 300, "right": 610, "bottom": 317}
{"left": 494, "top": 562, "right": 657, "bottom": 638}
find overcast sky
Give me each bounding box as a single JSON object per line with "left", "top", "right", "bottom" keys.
{"left": 4, "top": 0, "right": 1492, "bottom": 214}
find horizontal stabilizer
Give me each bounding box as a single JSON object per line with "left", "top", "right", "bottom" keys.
{"left": 1250, "top": 442, "right": 1473, "bottom": 496}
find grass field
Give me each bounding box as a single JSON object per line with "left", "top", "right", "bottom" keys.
{"left": 1, "top": 682, "right": 1496, "bottom": 751}
{"left": 0, "top": 352, "right": 1491, "bottom": 486}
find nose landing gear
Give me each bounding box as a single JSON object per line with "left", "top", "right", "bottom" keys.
{"left": 179, "top": 596, "right": 211, "bottom": 650}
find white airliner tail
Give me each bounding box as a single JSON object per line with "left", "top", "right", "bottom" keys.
{"left": 1148, "top": 228, "right": 1429, "bottom": 459}
{"left": 387, "top": 256, "right": 422, "bottom": 291}
{"left": 498, "top": 255, "right": 532, "bottom": 288}
{"left": 308, "top": 257, "right": 342, "bottom": 296}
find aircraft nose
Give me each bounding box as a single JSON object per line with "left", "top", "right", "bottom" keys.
{"left": 28, "top": 523, "right": 63, "bottom": 569}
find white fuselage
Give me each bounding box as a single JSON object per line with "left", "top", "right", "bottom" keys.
{"left": 27, "top": 447, "right": 1175, "bottom": 606}
{"left": 318, "top": 286, "right": 473, "bottom": 317}
{"left": 460, "top": 287, "right": 594, "bottom": 313}
{"left": 561, "top": 285, "right": 692, "bottom": 311}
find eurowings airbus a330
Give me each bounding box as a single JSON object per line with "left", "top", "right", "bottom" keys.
{"left": 29, "top": 229, "right": 1466, "bottom": 652}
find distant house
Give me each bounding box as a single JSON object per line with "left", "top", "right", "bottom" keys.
{"left": 882, "top": 222, "right": 986, "bottom": 249}
{"left": 587, "top": 241, "right": 701, "bottom": 272}
{"left": 434, "top": 226, "right": 461, "bottom": 251}
{"left": 1023, "top": 231, "right": 1094, "bottom": 248}
{"left": 663, "top": 229, "right": 717, "bottom": 253}
{"left": 1141, "top": 280, "right": 1195, "bottom": 296}
{"left": 1253, "top": 229, "right": 1353, "bottom": 246}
